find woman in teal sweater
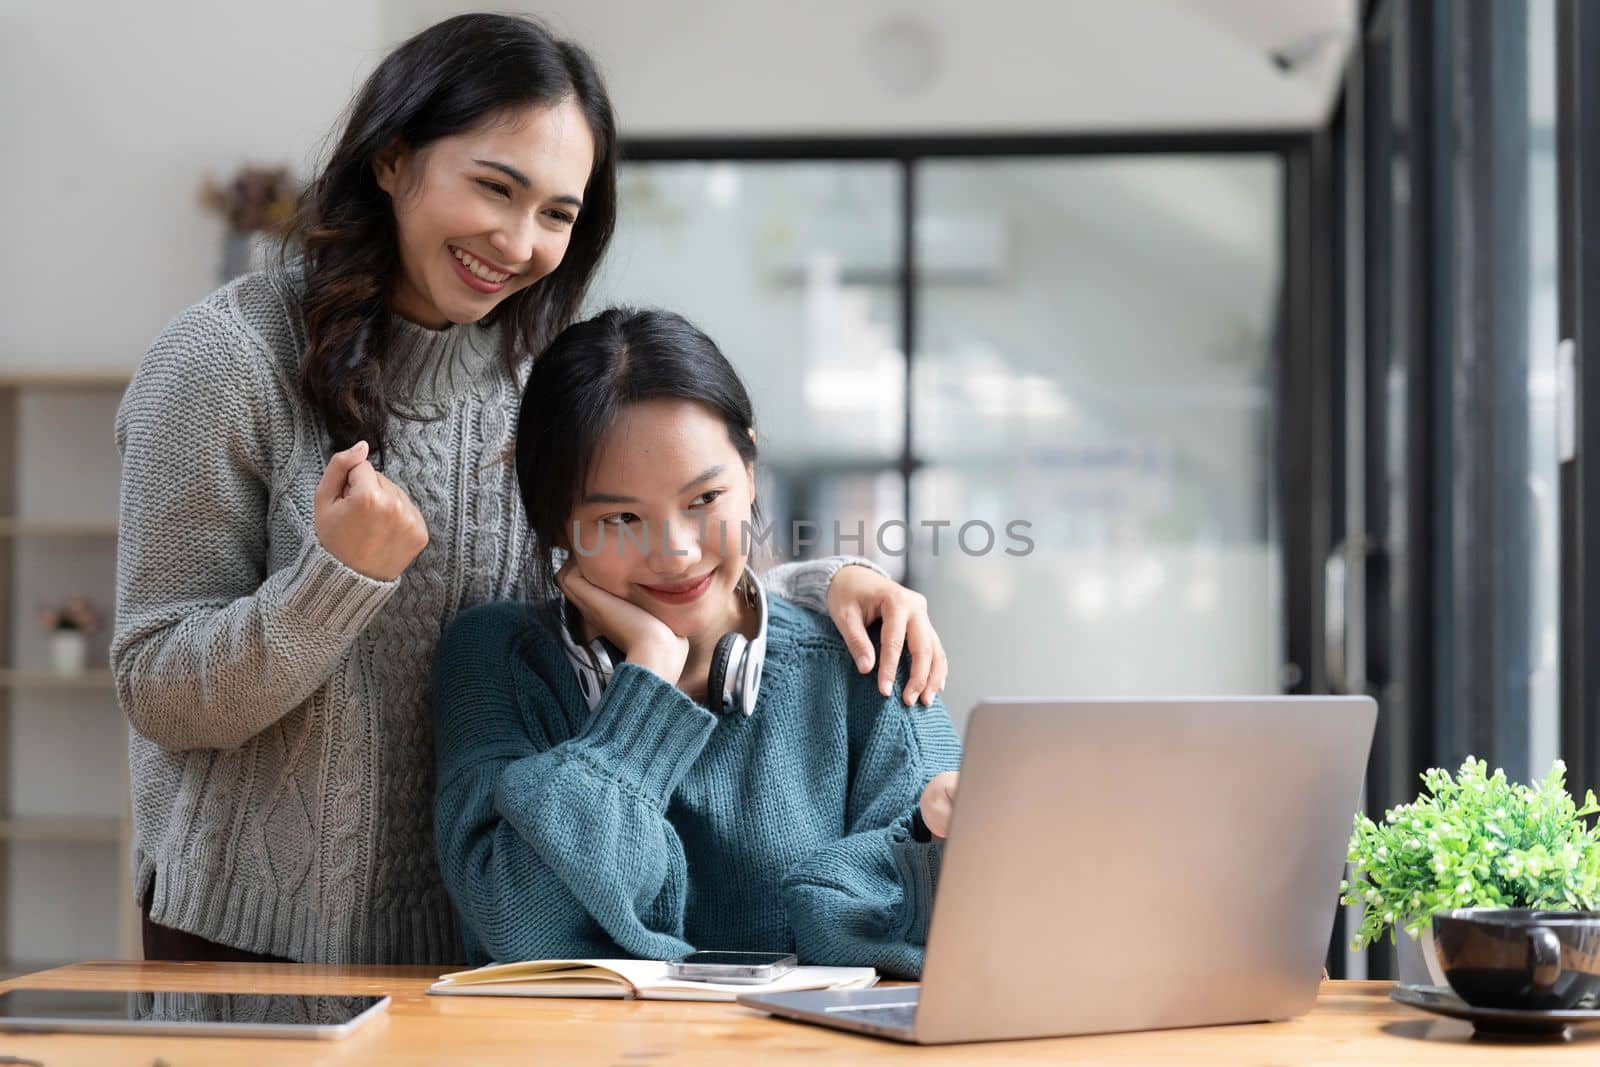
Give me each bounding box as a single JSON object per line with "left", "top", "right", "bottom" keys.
{"left": 432, "top": 308, "right": 963, "bottom": 975}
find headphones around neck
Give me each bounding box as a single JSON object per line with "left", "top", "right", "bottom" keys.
{"left": 555, "top": 565, "right": 767, "bottom": 717}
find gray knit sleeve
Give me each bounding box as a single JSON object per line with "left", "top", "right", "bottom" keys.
{"left": 111, "top": 302, "right": 399, "bottom": 752}
{"left": 760, "top": 555, "right": 889, "bottom": 614}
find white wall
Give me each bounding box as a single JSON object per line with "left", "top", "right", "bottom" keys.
{"left": 0, "top": 0, "right": 1349, "bottom": 376}
{"left": 0, "top": 0, "right": 383, "bottom": 374}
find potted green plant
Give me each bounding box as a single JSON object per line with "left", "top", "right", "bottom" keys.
{"left": 1341, "top": 757, "right": 1600, "bottom": 989}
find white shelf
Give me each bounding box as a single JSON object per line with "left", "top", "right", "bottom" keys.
{"left": 0, "top": 372, "right": 130, "bottom": 391}
{"left": 0, "top": 373, "right": 132, "bottom": 963}
{"left": 0, "top": 817, "right": 127, "bottom": 845}
{"left": 0, "top": 519, "right": 118, "bottom": 538}
{"left": 0, "top": 670, "right": 115, "bottom": 691}
{"left": 0, "top": 959, "right": 82, "bottom": 980}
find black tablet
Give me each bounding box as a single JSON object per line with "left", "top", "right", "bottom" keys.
{"left": 0, "top": 988, "right": 389, "bottom": 1039}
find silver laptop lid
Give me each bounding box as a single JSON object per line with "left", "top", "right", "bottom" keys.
{"left": 914, "top": 696, "right": 1375, "bottom": 1044}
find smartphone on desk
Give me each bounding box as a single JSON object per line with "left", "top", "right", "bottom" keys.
{"left": 666, "top": 951, "right": 797, "bottom": 984}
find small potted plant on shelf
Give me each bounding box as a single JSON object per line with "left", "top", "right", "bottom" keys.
{"left": 35, "top": 597, "right": 99, "bottom": 676}
{"left": 1341, "top": 757, "right": 1600, "bottom": 989}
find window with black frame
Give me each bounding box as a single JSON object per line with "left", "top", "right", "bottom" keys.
{"left": 592, "top": 144, "right": 1304, "bottom": 736}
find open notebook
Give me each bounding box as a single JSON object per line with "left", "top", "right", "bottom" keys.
{"left": 428, "top": 958, "right": 879, "bottom": 1003}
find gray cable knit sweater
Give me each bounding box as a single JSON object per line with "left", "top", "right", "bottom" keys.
{"left": 112, "top": 262, "right": 868, "bottom": 964}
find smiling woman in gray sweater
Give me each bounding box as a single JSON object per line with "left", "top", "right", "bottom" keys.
{"left": 112, "top": 13, "right": 948, "bottom": 966}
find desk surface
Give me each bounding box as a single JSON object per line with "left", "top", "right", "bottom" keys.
{"left": 1, "top": 962, "right": 1598, "bottom": 1065}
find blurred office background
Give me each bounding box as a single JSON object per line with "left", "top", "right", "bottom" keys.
{"left": 2, "top": 0, "right": 1595, "bottom": 982}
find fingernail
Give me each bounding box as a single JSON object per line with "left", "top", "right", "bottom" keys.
{"left": 856, "top": 655, "right": 872, "bottom": 671}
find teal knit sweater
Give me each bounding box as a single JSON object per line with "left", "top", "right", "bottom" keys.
{"left": 431, "top": 594, "right": 963, "bottom": 976}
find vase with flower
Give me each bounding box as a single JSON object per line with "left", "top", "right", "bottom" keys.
{"left": 36, "top": 597, "right": 99, "bottom": 676}
{"left": 199, "top": 163, "right": 301, "bottom": 281}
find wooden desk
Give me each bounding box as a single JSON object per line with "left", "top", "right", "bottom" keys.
{"left": 2, "top": 963, "right": 1598, "bottom": 1064}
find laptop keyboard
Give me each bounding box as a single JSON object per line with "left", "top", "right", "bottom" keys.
{"left": 827, "top": 1002, "right": 918, "bottom": 1032}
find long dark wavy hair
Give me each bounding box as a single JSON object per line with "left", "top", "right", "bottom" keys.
{"left": 515, "top": 307, "right": 763, "bottom": 602}
{"left": 276, "top": 13, "right": 618, "bottom": 466}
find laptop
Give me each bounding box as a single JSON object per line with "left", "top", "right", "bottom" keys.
{"left": 740, "top": 695, "right": 1376, "bottom": 1044}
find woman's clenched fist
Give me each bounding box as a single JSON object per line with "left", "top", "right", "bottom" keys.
{"left": 313, "top": 441, "right": 429, "bottom": 581}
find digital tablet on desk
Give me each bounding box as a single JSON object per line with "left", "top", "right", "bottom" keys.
{"left": 0, "top": 988, "right": 389, "bottom": 1040}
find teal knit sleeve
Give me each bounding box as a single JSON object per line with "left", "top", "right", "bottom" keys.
{"left": 433, "top": 608, "right": 717, "bottom": 965}
{"left": 780, "top": 649, "right": 963, "bottom": 977}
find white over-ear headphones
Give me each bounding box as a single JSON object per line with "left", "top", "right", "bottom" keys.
{"left": 556, "top": 565, "right": 767, "bottom": 717}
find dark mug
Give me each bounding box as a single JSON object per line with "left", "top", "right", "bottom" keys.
{"left": 1433, "top": 908, "right": 1600, "bottom": 1011}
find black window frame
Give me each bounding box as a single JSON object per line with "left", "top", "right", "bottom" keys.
{"left": 1341, "top": 0, "right": 1574, "bottom": 976}
{"left": 1557, "top": 0, "right": 1600, "bottom": 803}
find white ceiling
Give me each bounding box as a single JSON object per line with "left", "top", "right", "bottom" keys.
{"left": 383, "top": 0, "right": 1357, "bottom": 135}
{"left": 1180, "top": 0, "right": 1355, "bottom": 110}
